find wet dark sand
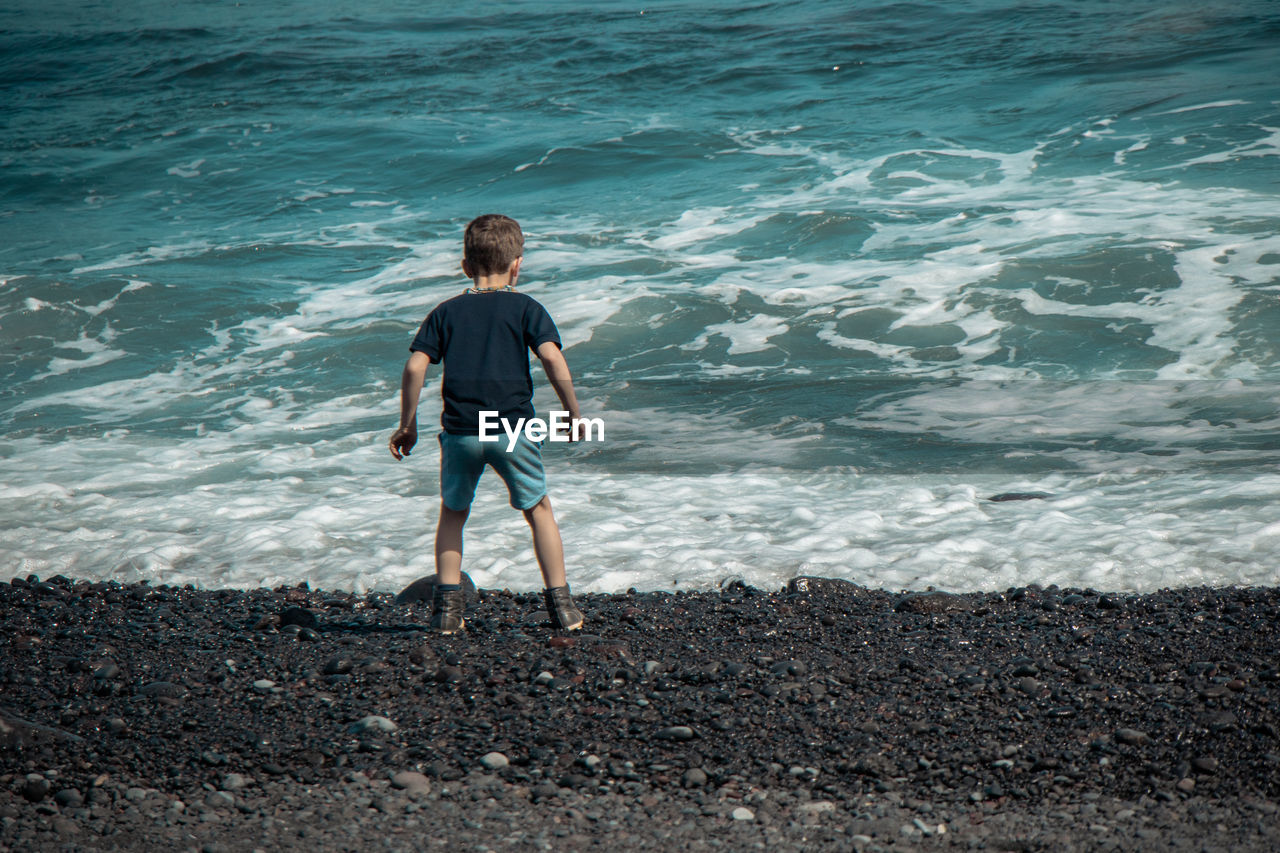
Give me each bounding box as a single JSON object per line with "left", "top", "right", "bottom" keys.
{"left": 3, "top": 575, "right": 1279, "bottom": 851}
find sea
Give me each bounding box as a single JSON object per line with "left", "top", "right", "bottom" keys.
{"left": 3, "top": 0, "right": 1280, "bottom": 595}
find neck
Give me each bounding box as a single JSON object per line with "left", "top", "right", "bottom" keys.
{"left": 468, "top": 273, "right": 514, "bottom": 291}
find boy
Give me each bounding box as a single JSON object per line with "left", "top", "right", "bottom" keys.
{"left": 389, "top": 214, "right": 585, "bottom": 634}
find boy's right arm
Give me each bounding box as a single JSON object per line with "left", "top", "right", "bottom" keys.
{"left": 390, "top": 351, "right": 432, "bottom": 460}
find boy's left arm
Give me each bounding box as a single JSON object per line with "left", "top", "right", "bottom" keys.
{"left": 390, "top": 351, "right": 432, "bottom": 460}
{"left": 535, "top": 341, "right": 583, "bottom": 439}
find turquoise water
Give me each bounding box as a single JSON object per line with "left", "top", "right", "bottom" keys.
{"left": 3, "top": 1, "right": 1280, "bottom": 593}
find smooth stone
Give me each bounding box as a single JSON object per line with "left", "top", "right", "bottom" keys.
{"left": 787, "top": 576, "right": 860, "bottom": 595}
{"left": 205, "top": 791, "right": 235, "bottom": 809}
{"left": 683, "top": 768, "right": 707, "bottom": 788}
{"left": 479, "top": 752, "right": 509, "bottom": 771}
{"left": 395, "top": 572, "right": 477, "bottom": 605}
{"left": 220, "top": 773, "right": 247, "bottom": 791}
{"left": 279, "top": 606, "right": 318, "bottom": 628}
{"left": 349, "top": 715, "right": 397, "bottom": 734}
{"left": 1115, "top": 728, "right": 1150, "bottom": 746}
{"left": 521, "top": 610, "right": 551, "bottom": 625}
{"left": 53, "top": 789, "right": 83, "bottom": 808}
{"left": 655, "top": 726, "right": 696, "bottom": 741}
{"left": 1016, "top": 677, "right": 1043, "bottom": 695}
{"left": 407, "top": 645, "right": 436, "bottom": 666}
{"left": 391, "top": 771, "right": 431, "bottom": 794}
{"left": 52, "top": 818, "right": 79, "bottom": 836}
{"left": 138, "top": 681, "right": 187, "bottom": 699}
{"left": 1009, "top": 659, "right": 1039, "bottom": 677}
{"left": 1204, "top": 711, "right": 1238, "bottom": 732}
{"left": 531, "top": 782, "right": 560, "bottom": 801}
{"left": 894, "top": 591, "right": 972, "bottom": 614}
{"left": 323, "top": 657, "right": 353, "bottom": 676}
{"left": 798, "top": 800, "right": 836, "bottom": 816}
{"left": 731, "top": 807, "right": 755, "bottom": 821}
{"left": 21, "top": 776, "right": 51, "bottom": 803}
{"left": 1191, "top": 757, "right": 1218, "bottom": 775}
{"left": 1177, "top": 778, "right": 1196, "bottom": 793}
{"left": 252, "top": 680, "right": 276, "bottom": 693}
{"left": 770, "top": 660, "right": 808, "bottom": 677}
{"left": 435, "top": 666, "right": 463, "bottom": 683}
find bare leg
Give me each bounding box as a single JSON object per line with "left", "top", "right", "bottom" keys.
{"left": 522, "top": 495, "right": 566, "bottom": 589}
{"left": 435, "top": 503, "right": 469, "bottom": 585}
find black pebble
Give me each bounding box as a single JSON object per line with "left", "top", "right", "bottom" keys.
{"left": 280, "top": 607, "right": 318, "bottom": 629}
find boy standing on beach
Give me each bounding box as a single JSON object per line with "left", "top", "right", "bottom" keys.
{"left": 389, "top": 214, "right": 585, "bottom": 634}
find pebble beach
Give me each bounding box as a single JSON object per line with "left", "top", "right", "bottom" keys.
{"left": 3, "top": 574, "right": 1279, "bottom": 851}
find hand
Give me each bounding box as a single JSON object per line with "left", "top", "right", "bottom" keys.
{"left": 549, "top": 411, "right": 582, "bottom": 442}
{"left": 567, "top": 412, "right": 584, "bottom": 443}
{"left": 389, "top": 426, "right": 417, "bottom": 460}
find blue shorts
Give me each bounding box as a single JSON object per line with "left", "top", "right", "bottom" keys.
{"left": 438, "top": 431, "right": 547, "bottom": 511}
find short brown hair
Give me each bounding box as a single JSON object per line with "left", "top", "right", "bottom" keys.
{"left": 464, "top": 214, "right": 524, "bottom": 276}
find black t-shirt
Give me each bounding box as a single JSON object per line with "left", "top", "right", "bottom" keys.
{"left": 410, "top": 290, "right": 561, "bottom": 434}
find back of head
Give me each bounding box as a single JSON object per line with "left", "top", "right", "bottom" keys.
{"left": 464, "top": 214, "right": 524, "bottom": 276}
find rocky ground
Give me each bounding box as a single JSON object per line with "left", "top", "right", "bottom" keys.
{"left": 2, "top": 573, "right": 1279, "bottom": 851}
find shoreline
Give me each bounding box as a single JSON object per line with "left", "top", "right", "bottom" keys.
{"left": 3, "top": 574, "right": 1278, "bottom": 851}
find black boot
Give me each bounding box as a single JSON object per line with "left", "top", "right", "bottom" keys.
{"left": 543, "top": 584, "right": 584, "bottom": 631}
{"left": 430, "top": 585, "right": 465, "bottom": 634}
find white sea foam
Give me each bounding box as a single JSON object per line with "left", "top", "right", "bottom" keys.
{"left": 840, "top": 380, "right": 1280, "bottom": 464}
{"left": 71, "top": 241, "right": 214, "bottom": 274}
{"left": 689, "top": 313, "right": 788, "bottom": 355}
{"left": 80, "top": 280, "right": 151, "bottom": 316}
{"left": 4, "top": 424, "right": 1277, "bottom": 593}
{"left": 1152, "top": 99, "right": 1250, "bottom": 116}
{"left": 606, "top": 124, "right": 1280, "bottom": 381}
{"left": 1178, "top": 125, "right": 1280, "bottom": 167}
{"left": 36, "top": 331, "right": 127, "bottom": 379}
{"left": 166, "top": 158, "right": 205, "bottom": 178}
